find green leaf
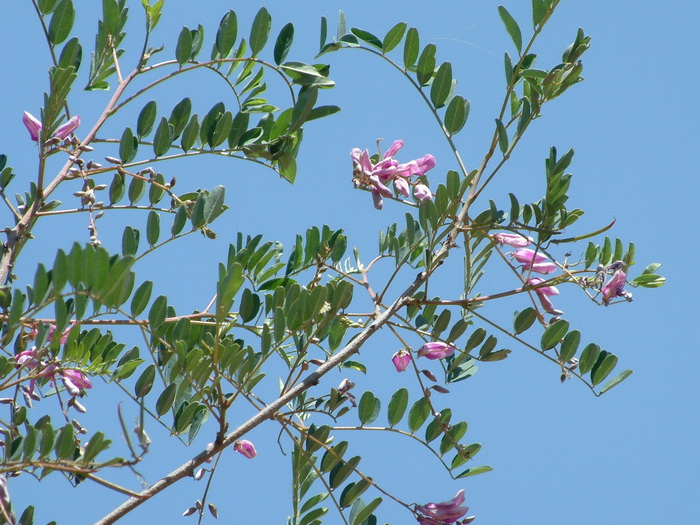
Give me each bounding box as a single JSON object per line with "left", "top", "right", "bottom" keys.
{"left": 181, "top": 115, "right": 200, "bottom": 152}
{"left": 137, "top": 100, "right": 157, "bottom": 138}
{"left": 408, "top": 397, "right": 430, "bottom": 433}
{"left": 146, "top": 210, "right": 160, "bottom": 247}
{"left": 358, "top": 391, "right": 380, "bottom": 425}
{"left": 455, "top": 465, "right": 493, "bottom": 478}
{"left": 204, "top": 185, "right": 226, "bottom": 224}
{"left": 130, "top": 280, "right": 153, "bottom": 317}
{"left": 631, "top": 274, "right": 665, "bottom": 288}
{"left": 122, "top": 226, "right": 140, "bottom": 256}
{"left": 351, "top": 28, "right": 382, "bottom": 49}
{"left": 403, "top": 27, "right": 419, "bottom": 69}
{"left": 599, "top": 369, "right": 633, "bottom": 394}
{"left": 320, "top": 441, "right": 348, "bottom": 472}
{"left": 339, "top": 480, "right": 370, "bottom": 508}
{"left": 430, "top": 62, "right": 452, "bottom": 108}
{"left": 109, "top": 172, "right": 125, "bottom": 204}
{"left": 48, "top": 0, "right": 75, "bottom": 45}
{"left": 351, "top": 497, "right": 382, "bottom": 525}
{"left": 169, "top": 98, "right": 192, "bottom": 139}
{"left": 307, "top": 105, "right": 341, "bottom": 122}
{"left": 532, "top": 0, "right": 547, "bottom": 28}
{"left": 444, "top": 95, "right": 469, "bottom": 135}
{"left": 498, "top": 5, "right": 523, "bottom": 53}
{"left": 578, "top": 343, "right": 600, "bottom": 375}
{"left": 148, "top": 295, "right": 168, "bottom": 331}
{"left": 387, "top": 387, "right": 408, "bottom": 427}
{"left": 38, "top": 0, "right": 58, "bottom": 14}
{"left": 249, "top": 7, "right": 271, "bottom": 56}
{"left": 513, "top": 307, "right": 536, "bottom": 334}
{"left": 329, "top": 456, "right": 360, "bottom": 489}
{"left": 54, "top": 424, "right": 75, "bottom": 459}
{"left": 495, "top": 118, "right": 509, "bottom": 153}
{"left": 383, "top": 22, "right": 406, "bottom": 53}
{"left": 211, "top": 111, "right": 233, "bottom": 148}
{"left": 176, "top": 27, "right": 193, "bottom": 65}
{"left": 239, "top": 288, "right": 260, "bottom": 322}
{"left": 153, "top": 117, "right": 173, "bottom": 157}
{"left": 280, "top": 62, "right": 335, "bottom": 88}
{"left": 540, "top": 319, "right": 569, "bottom": 350}
{"left": 278, "top": 153, "right": 297, "bottom": 183}
{"left": 559, "top": 329, "right": 580, "bottom": 363}
{"left": 128, "top": 177, "right": 146, "bottom": 205}
{"left": 289, "top": 86, "right": 318, "bottom": 133}
{"left": 171, "top": 205, "right": 187, "bottom": 236}
{"left": 274, "top": 23, "right": 294, "bottom": 65}
{"left": 416, "top": 43, "right": 436, "bottom": 86}
{"left": 591, "top": 351, "right": 618, "bottom": 386}
{"left": 134, "top": 364, "right": 155, "bottom": 398}
{"left": 119, "top": 127, "right": 138, "bottom": 164}
{"left": 215, "top": 10, "right": 237, "bottom": 58}
{"left": 58, "top": 37, "right": 82, "bottom": 70}
{"left": 337, "top": 10, "right": 347, "bottom": 39}
{"left": 339, "top": 361, "right": 367, "bottom": 374}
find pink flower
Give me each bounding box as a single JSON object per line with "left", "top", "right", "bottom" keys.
{"left": 62, "top": 369, "right": 92, "bottom": 390}
{"left": 53, "top": 116, "right": 80, "bottom": 140}
{"left": 233, "top": 440, "right": 257, "bottom": 459}
{"left": 392, "top": 349, "right": 412, "bottom": 372}
{"left": 492, "top": 232, "right": 533, "bottom": 248}
{"left": 513, "top": 248, "right": 548, "bottom": 264}
{"left": 513, "top": 249, "right": 557, "bottom": 275}
{"left": 601, "top": 269, "right": 632, "bottom": 305}
{"left": 529, "top": 261, "right": 557, "bottom": 274}
{"left": 527, "top": 278, "right": 563, "bottom": 316}
{"left": 351, "top": 140, "right": 436, "bottom": 210}
{"left": 414, "top": 184, "right": 433, "bottom": 201}
{"left": 418, "top": 342, "right": 455, "bottom": 360}
{"left": 416, "top": 489, "right": 469, "bottom": 524}
{"left": 23, "top": 112, "right": 42, "bottom": 141}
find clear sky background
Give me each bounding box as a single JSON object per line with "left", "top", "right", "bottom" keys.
{"left": 1, "top": 1, "right": 698, "bottom": 524}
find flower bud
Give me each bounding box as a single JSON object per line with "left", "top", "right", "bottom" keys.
{"left": 391, "top": 349, "right": 411, "bottom": 372}
{"left": 414, "top": 183, "right": 433, "bottom": 201}
{"left": 53, "top": 116, "right": 81, "bottom": 140}
{"left": 22, "top": 111, "right": 42, "bottom": 141}
{"left": 233, "top": 439, "right": 257, "bottom": 459}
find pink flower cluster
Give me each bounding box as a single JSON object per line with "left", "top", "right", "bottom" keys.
{"left": 351, "top": 139, "right": 436, "bottom": 209}
{"left": 23, "top": 112, "right": 80, "bottom": 142}
{"left": 416, "top": 489, "right": 474, "bottom": 524}
{"left": 14, "top": 342, "right": 91, "bottom": 399}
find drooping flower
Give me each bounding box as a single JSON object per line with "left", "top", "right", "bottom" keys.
{"left": 418, "top": 342, "right": 455, "bottom": 360}
{"left": 513, "top": 248, "right": 557, "bottom": 274}
{"left": 351, "top": 140, "right": 436, "bottom": 209}
{"left": 513, "top": 248, "right": 548, "bottom": 264}
{"left": 62, "top": 369, "right": 92, "bottom": 391}
{"left": 23, "top": 112, "right": 42, "bottom": 141}
{"left": 53, "top": 115, "right": 81, "bottom": 140}
{"left": 337, "top": 378, "right": 357, "bottom": 406}
{"left": 492, "top": 232, "right": 533, "bottom": 248}
{"left": 416, "top": 489, "right": 469, "bottom": 524}
{"left": 601, "top": 269, "right": 632, "bottom": 305}
{"left": 527, "top": 277, "right": 563, "bottom": 316}
{"left": 233, "top": 440, "right": 257, "bottom": 459}
{"left": 392, "top": 349, "right": 412, "bottom": 372}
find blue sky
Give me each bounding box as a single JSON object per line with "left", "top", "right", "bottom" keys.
{"left": 1, "top": 1, "right": 698, "bottom": 523}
